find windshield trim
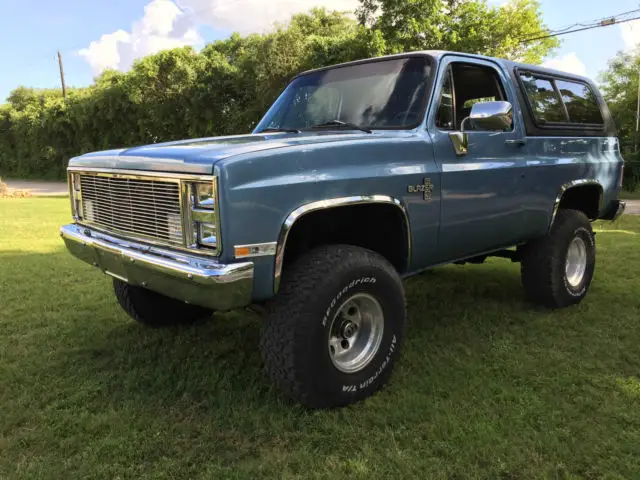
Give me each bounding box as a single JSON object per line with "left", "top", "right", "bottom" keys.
{"left": 254, "top": 53, "right": 437, "bottom": 133}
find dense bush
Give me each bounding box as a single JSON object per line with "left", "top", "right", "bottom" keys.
{"left": 0, "top": 2, "right": 556, "bottom": 179}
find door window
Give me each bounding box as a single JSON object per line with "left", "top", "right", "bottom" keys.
{"left": 435, "top": 68, "right": 455, "bottom": 130}
{"left": 435, "top": 62, "right": 509, "bottom": 131}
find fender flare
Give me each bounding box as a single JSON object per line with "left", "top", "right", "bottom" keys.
{"left": 550, "top": 179, "right": 603, "bottom": 230}
{"left": 273, "top": 195, "right": 411, "bottom": 293}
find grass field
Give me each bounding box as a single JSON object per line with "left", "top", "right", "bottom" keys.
{"left": 1, "top": 198, "right": 640, "bottom": 479}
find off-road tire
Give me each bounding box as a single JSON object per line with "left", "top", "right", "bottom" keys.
{"left": 113, "top": 279, "right": 213, "bottom": 327}
{"left": 521, "top": 209, "right": 595, "bottom": 308}
{"left": 260, "top": 245, "right": 406, "bottom": 409}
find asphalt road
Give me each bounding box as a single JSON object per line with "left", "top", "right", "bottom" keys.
{"left": 4, "top": 180, "right": 69, "bottom": 196}
{"left": 626, "top": 200, "right": 640, "bottom": 215}
{"left": 4, "top": 180, "right": 640, "bottom": 215}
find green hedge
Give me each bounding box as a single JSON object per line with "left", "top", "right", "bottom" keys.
{"left": 0, "top": 3, "right": 560, "bottom": 180}
{"left": 0, "top": 10, "right": 383, "bottom": 179}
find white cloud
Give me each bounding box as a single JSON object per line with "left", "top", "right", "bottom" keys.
{"left": 79, "top": 0, "right": 359, "bottom": 75}
{"left": 79, "top": 0, "right": 201, "bottom": 75}
{"left": 542, "top": 52, "right": 587, "bottom": 77}
{"left": 620, "top": 19, "right": 640, "bottom": 51}
{"left": 78, "top": 30, "right": 132, "bottom": 73}
{"left": 179, "top": 0, "right": 358, "bottom": 34}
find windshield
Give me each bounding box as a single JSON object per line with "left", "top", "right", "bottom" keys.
{"left": 255, "top": 56, "right": 432, "bottom": 132}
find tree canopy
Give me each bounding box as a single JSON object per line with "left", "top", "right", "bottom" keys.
{"left": 600, "top": 48, "right": 640, "bottom": 189}
{"left": 1, "top": 2, "right": 559, "bottom": 179}
{"left": 356, "top": 0, "right": 559, "bottom": 64}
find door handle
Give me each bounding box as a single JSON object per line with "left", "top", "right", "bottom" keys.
{"left": 505, "top": 139, "right": 526, "bottom": 147}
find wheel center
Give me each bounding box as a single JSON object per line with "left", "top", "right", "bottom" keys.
{"left": 341, "top": 320, "right": 358, "bottom": 339}
{"left": 328, "top": 293, "right": 384, "bottom": 374}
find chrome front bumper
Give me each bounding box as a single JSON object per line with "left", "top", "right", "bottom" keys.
{"left": 60, "top": 224, "right": 253, "bottom": 311}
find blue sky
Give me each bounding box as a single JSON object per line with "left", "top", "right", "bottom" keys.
{"left": 1, "top": 0, "right": 639, "bottom": 102}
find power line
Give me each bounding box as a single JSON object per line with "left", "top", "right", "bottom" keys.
{"left": 545, "top": 7, "right": 640, "bottom": 34}
{"left": 520, "top": 15, "right": 640, "bottom": 44}
{"left": 8, "top": 3, "right": 640, "bottom": 74}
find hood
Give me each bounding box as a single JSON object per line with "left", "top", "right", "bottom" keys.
{"left": 68, "top": 132, "right": 392, "bottom": 175}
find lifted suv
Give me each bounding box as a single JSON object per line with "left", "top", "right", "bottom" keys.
{"left": 61, "top": 51, "right": 625, "bottom": 409}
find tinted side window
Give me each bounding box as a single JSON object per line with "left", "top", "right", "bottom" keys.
{"left": 519, "top": 74, "right": 566, "bottom": 123}
{"left": 555, "top": 80, "right": 603, "bottom": 125}
{"left": 436, "top": 68, "right": 455, "bottom": 130}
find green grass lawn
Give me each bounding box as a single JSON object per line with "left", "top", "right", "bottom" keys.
{"left": 2, "top": 198, "right": 640, "bottom": 479}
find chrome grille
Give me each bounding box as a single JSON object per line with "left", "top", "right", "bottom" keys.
{"left": 79, "top": 175, "right": 183, "bottom": 246}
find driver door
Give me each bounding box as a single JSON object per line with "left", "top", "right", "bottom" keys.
{"left": 428, "top": 57, "right": 528, "bottom": 262}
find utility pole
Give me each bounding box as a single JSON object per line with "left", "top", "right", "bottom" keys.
{"left": 57, "top": 50, "right": 67, "bottom": 100}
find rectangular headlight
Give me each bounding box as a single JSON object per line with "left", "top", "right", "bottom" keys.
{"left": 68, "top": 172, "right": 83, "bottom": 220}
{"left": 198, "top": 223, "right": 217, "bottom": 247}
{"left": 189, "top": 179, "right": 219, "bottom": 251}
{"left": 195, "top": 183, "right": 215, "bottom": 209}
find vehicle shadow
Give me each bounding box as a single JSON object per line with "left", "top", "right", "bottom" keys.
{"left": 0, "top": 248, "right": 615, "bottom": 406}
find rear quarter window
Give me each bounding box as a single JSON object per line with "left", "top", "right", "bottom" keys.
{"left": 555, "top": 80, "right": 604, "bottom": 125}
{"left": 519, "top": 74, "right": 566, "bottom": 123}
{"left": 517, "top": 71, "right": 605, "bottom": 129}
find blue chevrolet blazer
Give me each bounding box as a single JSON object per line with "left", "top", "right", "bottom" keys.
{"left": 61, "top": 50, "right": 626, "bottom": 408}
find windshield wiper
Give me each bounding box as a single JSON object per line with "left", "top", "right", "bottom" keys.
{"left": 308, "top": 120, "right": 372, "bottom": 134}
{"left": 258, "top": 127, "right": 301, "bottom": 134}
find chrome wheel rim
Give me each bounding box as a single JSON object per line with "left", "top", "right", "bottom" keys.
{"left": 328, "top": 293, "right": 384, "bottom": 373}
{"left": 565, "top": 236, "right": 588, "bottom": 288}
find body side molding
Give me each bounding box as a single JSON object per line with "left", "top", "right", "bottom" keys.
{"left": 274, "top": 195, "right": 411, "bottom": 293}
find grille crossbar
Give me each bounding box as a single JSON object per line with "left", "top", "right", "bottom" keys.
{"left": 80, "top": 175, "right": 183, "bottom": 246}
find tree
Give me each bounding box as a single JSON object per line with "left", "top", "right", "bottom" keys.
{"left": 0, "top": 4, "right": 564, "bottom": 180}
{"left": 356, "top": 0, "right": 559, "bottom": 64}
{"left": 600, "top": 48, "right": 640, "bottom": 190}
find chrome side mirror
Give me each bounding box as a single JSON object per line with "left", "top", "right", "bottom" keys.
{"left": 448, "top": 101, "right": 513, "bottom": 156}
{"left": 468, "top": 101, "right": 513, "bottom": 131}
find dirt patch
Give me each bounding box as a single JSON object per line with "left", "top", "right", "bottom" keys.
{"left": 0, "top": 178, "right": 32, "bottom": 198}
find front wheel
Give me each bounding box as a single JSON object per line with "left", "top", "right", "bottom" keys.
{"left": 521, "top": 209, "right": 596, "bottom": 308}
{"left": 113, "top": 279, "right": 213, "bottom": 327}
{"left": 260, "top": 245, "right": 406, "bottom": 409}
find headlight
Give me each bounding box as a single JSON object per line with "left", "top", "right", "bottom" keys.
{"left": 69, "top": 172, "right": 83, "bottom": 220}
{"left": 189, "top": 180, "right": 220, "bottom": 252}
{"left": 198, "top": 223, "right": 217, "bottom": 247}
{"left": 195, "top": 183, "right": 215, "bottom": 209}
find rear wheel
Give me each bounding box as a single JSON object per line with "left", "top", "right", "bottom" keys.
{"left": 521, "top": 209, "right": 596, "bottom": 308}
{"left": 260, "top": 245, "right": 406, "bottom": 409}
{"left": 113, "top": 279, "right": 213, "bottom": 327}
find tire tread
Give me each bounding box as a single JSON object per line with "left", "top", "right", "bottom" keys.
{"left": 521, "top": 208, "right": 594, "bottom": 308}
{"left": 260, "top": 244, "right": 405, "bottom": 408}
